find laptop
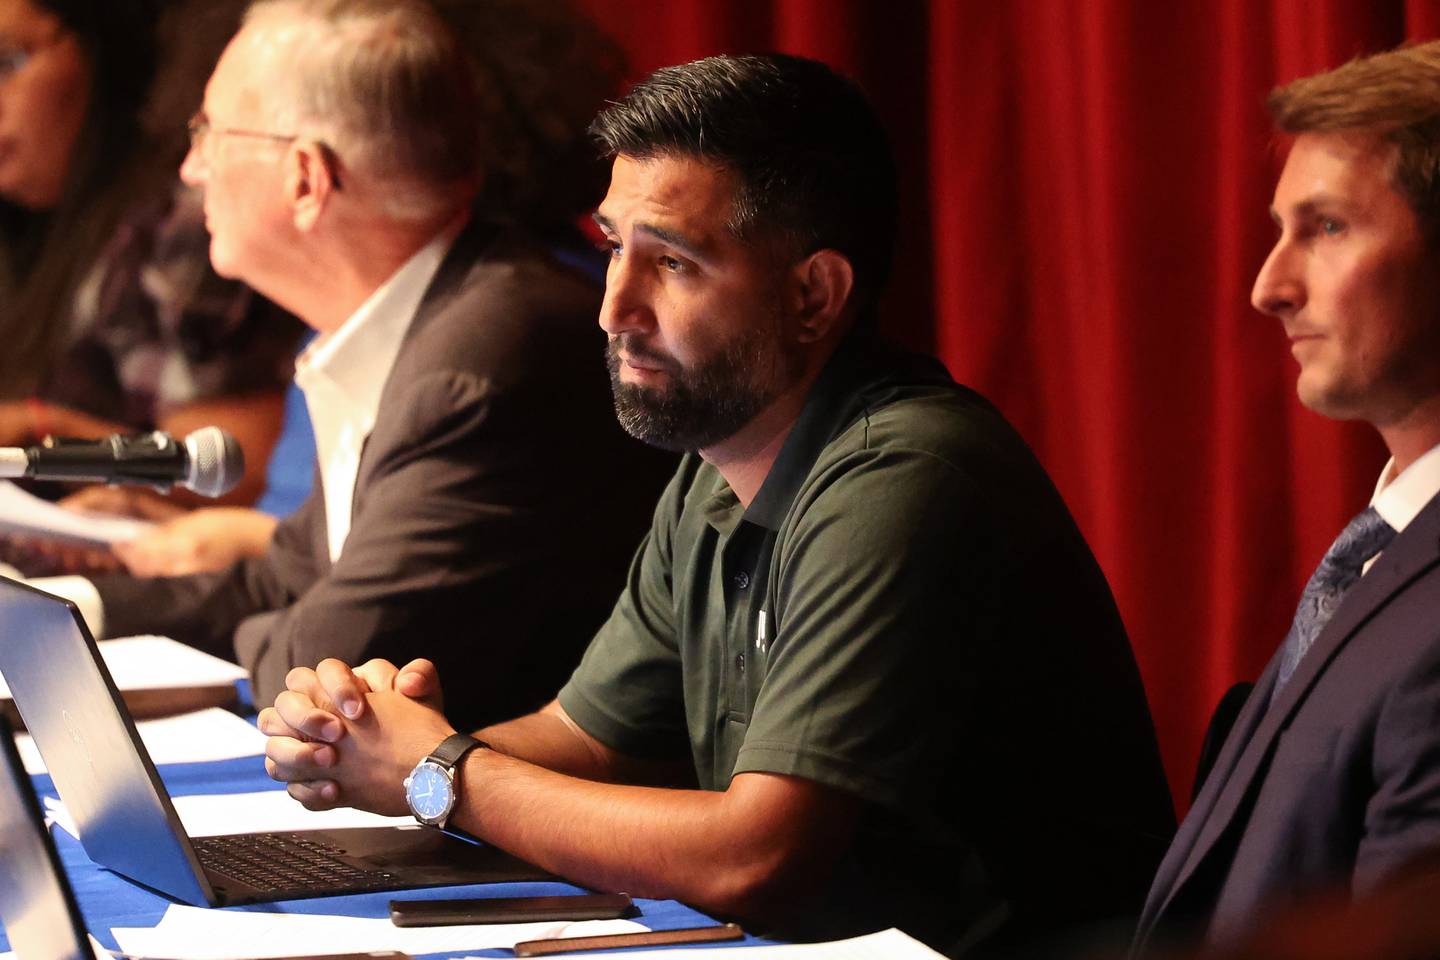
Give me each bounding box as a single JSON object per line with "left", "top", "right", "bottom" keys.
{"left": 1, "top": 715, "right": 421, "bottom": 960}
{"left": 0, "top": 576, "right": 549, "bottom": 906}
{"left": 0, "top": 712, "right": 95, "bottom": 960}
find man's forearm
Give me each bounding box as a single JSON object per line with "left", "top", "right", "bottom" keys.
{"left": 476, "top": 707, "right": 614, "bottom": 780}
{"left": 450, "top": 750, "right": 847, "bottom": 922}
{"left": 478, "top": 704, "right": 692, "bottom": 788}
{"left": 266, "top": 687, "right": 853, "bottom": 923}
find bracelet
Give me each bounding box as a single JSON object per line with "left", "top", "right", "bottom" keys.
{"left": 23, "top": 397, "right": 50, "bottom": 443}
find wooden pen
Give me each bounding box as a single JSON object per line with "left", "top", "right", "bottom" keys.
{"left": 513, "top": 922, "right": 745, "bottom": 956}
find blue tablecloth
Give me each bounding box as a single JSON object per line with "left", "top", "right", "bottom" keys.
{"left": 6, "top": 726, "right": 775, "bottom": 956}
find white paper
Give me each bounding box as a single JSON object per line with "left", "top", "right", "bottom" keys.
{"left": 0, "top": 480, "right": 154, "bottom": 545}
{"left": 111, "top": 904, "right": 647, "bottom": 959}
{"left": 495, "top": 928, "right": 947, "bottom": 959}
{"left": 15, "top": 706, "right": 265, "bottom": 774}
{"left": 0, "top": 634, "right": 248, "bottom": 699}
{"left": 46, "top": 788, "right": 413, "bottom": 841}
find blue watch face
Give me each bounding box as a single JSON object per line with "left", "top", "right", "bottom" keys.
{"left": 406, "top": 763, "right": 453, "bottom": 821}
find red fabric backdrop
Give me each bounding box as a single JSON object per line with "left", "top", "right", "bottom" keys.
{"left": 574, "top": 0, "right": 1440, "bottom": 808}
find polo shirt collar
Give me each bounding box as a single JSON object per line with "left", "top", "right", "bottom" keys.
{"left": 701, "top": 483, "right": 744, "bottom": 537}
{"left": 744, "top": 335, "right": 925, "bottom": 531}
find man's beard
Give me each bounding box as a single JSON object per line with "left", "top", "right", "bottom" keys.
{"left": 606, "top": 327, "right": 791, "bottom": 453}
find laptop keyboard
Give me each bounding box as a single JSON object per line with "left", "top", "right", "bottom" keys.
{"left": 193, "top": 832, "right": 402, "bottom": 894}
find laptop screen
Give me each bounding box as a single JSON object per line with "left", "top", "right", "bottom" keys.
{"left": 0, "top": 714, "right": 94, "bottom": 960}
{"left": 0, "top": 577, "right": 211, "bottom": 905}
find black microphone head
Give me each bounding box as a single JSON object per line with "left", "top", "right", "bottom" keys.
{"left": 182, "top": 427, "right": 244, "bottom": 497}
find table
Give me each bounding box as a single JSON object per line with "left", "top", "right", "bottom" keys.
{"left": 1, "top": 703, "right": 775, "bottom": 957}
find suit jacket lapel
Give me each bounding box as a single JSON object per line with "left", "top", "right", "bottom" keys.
{"left": 1145, "top": 494, "right": 1440, "bottom": 935}
{"left": 349, "top": 217, "right": 498, "bottom": 505}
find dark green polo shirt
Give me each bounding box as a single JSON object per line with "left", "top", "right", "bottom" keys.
{"left": 558, "top": 338, "right": 1173, "bottom": 953}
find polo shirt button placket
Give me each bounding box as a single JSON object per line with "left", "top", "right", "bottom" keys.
{"left": 733, "top": 571, "right": 750, "bottom": 590}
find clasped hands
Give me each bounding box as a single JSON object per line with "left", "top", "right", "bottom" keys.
{"left": 258, "top": 657, "right": 456, "bottom": 816}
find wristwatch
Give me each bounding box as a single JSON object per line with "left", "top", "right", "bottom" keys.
{"left": 404, "top": 733, "right": 486, "bottom": 832}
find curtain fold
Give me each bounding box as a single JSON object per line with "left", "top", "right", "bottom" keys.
{"left": 577, "top": 0, "right": 1428, "bottom": 806}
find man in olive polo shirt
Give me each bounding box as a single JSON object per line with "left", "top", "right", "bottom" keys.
{"left": 260, "top": 54, "right": 1175, "bottom": 955}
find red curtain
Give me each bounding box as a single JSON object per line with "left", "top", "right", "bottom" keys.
{"left": 575, "top": 0, "right": 1439, "bottom": 808}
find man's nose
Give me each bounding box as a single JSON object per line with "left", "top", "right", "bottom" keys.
{"left": 1251, "top": 240, "right": 1304, "bottom": 319}
{"left": 598, "top": 255, "right": 654, "bottom": 337}
{"left": 179, "top": 142, "right": 208, "bottom": 187}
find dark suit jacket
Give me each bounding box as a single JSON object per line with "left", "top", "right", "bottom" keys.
{"left": 1134, "top": 490, "right": 1440, "bottom": 953}
{"left": 94, "top": 220, "right": 673, "bottom": 730}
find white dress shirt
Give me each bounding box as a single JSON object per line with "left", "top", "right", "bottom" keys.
{"left": 295, "top": 220, "right": 462, "bottom": 562}
{"left": 1365, "top": 440, "right": 1440, "bottom": 573}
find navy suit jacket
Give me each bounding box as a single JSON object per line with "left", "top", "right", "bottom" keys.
{"left": 1135, "top": 489, "right": 1440, "bottom": 952}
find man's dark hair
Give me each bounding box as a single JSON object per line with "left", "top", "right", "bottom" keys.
{"left": 589, "top": 53, "right": 899, "bottom": 315}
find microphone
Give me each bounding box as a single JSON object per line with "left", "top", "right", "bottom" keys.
{"left": 0, "top": 427, "right": 245, "bottom": 498}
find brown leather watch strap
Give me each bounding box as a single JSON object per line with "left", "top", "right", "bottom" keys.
{"left": 428, "top": 732, "right": 485, "bottom": 768}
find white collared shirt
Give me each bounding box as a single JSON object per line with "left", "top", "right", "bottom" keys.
{"left": 294, "top": 219, "right": 464, "bottom": 562}
{"left": 1365, "top": 440, "right": 1440, "bottom": 573}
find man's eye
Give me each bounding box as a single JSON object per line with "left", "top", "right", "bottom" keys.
{"left": 659, "top": 255, "right": 684, "bottom": 272}
{"left": 599, "top": 241, "right": 621, "bottom": 259}
{"left": 1321, "top": 217, "right": 1345, "bottom": 236}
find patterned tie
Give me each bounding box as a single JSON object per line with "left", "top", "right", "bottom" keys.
{"left": 1273, "top": 506, "right": 1396, "bottom": 696}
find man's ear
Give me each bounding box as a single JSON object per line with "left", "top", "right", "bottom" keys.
{"left": 788, "top": 249, "right": 855, "bottom": 344}
{"left": 286, "top": 140, "right": 337, "bottom": 232}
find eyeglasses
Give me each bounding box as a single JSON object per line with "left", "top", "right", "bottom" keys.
{"left": 187, "top": 111, "right": 297, "bottom": 153}
{"left": 186, "top": 110, "right": 345, "bottom": 190}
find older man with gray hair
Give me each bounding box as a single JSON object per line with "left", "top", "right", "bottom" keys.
{"left": 45, "top": 0, "right": 667, "bottom": 729}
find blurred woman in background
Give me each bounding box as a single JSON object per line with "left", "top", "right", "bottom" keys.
{"left": 0, "top": 0, "right": 300, "bottom": 508}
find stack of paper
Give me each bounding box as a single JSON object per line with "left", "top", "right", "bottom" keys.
{"left": 0, "top": 635, "right": 247, "bottom": 699}
{"left": 1, "top": 635, "right": 249, "bottom": 726}
{"left": 0, "top": 480, "right": 154, "bottom": 544}
{"left": 112, "top": 904, "right": 648, "bottom": 958}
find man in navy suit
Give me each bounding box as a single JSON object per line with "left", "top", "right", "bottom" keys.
{"left": 1135, "top": 41, "right": 1440, "bottom": 954}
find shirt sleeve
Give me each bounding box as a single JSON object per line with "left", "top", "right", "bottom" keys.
{"left": 732, "top": 446, "right": 996, "bottom": 810}
{"left": 557, "top": 460, "right": 696, "bottom": 761}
